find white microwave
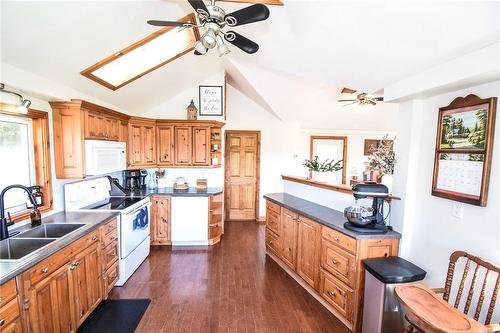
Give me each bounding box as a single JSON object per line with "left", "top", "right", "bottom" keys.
{"left": 85, "top": 140, "right": 126, "bottom": 176}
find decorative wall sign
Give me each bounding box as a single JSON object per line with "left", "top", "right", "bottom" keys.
{"left": 199, "top": 85, "right": 223, "bottom": 116}
{"left": 432, "top": 94, "right": 497, "bottom": 206}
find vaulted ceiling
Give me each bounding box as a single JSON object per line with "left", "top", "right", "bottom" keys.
{"left": 1, "top": 0, "right": 499, "bottom": 114}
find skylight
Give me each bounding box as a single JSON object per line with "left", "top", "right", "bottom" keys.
{"left": 81, "top": 14, "right": 199, "bottom": 90}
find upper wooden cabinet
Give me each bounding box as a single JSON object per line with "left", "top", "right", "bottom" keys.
{"left": 50, "top": 100, "right": 130, "bottom": 178}
{"left": 174, "top": 126, "right": 192, "bottom": 166}
{"left": 127, "top": 118, "right": 156, "bottom": 168}
{"left": 157, "top": 125, "right": 174, "bottom": 166}
{"left": 192, "top": 126, "right": 210, "bottom": 165}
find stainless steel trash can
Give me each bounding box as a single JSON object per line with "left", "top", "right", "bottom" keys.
{"left": 362, "top": 257, "right": 426, "bottom": 333}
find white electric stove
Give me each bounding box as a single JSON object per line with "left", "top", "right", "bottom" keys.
{"left": 64, "top": 177, "right": 150, "bottom": 286}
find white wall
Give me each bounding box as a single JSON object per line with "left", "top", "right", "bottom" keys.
{"left": 392, "top": 80, "right": 500, "bottom": 322}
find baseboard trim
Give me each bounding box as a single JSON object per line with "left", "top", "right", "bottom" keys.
{"left": 256, "top": 216, "right": 266, "bottom": 224}
{"left": 266, "top": 251, "right": 353, "bottom": 331}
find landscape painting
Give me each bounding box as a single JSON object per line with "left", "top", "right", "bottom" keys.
{"left": 439, "top": 103, "right": 489, "bottom": 150}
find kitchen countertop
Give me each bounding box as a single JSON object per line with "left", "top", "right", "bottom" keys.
{"left": 129, "top": 187, "right": 223, "bottom": 198}
{"left": 264, "top": 193, "right": 401, "bottom": 240}
{"left": 0, "top": 211, "right": 119, "bottom": 285}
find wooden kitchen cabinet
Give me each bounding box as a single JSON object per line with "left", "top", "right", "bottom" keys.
{"left": 151, "top": 196, "right": 171, "bottom": 245}
{"left": 192, "top": 126, "right": 210, "bottom": 165}
{"left": 50, "top": 100, "right": 130, "bottom": 179}
{"left": 174, "top": 126, "right": 192, "bottom": 165}
{"left": 296, "top": 216, "right": 321, "bottom": 290}
{"left": 208, "top": 193, "right": 223, "bottom": 245}
{"left": 0, "top": 279, "right": 23, "bottom": 333}
{"left": 128, "top": 118, "right": 156, "bottom": 168}
{"left": 280, "top": 208, "right": 298, "bottom": 270}
{"left": 157, "top": 125, "right": 174, "bottom": 166}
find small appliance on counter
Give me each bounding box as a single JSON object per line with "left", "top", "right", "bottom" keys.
{"left": 344, "top": 183, "right": 390, "bottom": 234}
{"left": 173, "top": 177, "right": 189, "bottom": 191}
{"left": 123, "top": 169, "right": 147, "bottom": 190}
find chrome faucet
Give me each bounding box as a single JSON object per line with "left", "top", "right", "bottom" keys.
{"left": 0, "top": 184, "right": 38, "bottom": 240}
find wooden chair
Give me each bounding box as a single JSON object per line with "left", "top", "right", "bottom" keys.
{"left": 404, "top": 251, "right": 500, "bottom": 333}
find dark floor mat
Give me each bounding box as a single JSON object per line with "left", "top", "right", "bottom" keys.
{"left": 77, "top": 299, "right": 151, "bottom": 333}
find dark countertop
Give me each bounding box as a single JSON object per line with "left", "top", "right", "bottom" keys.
{"left": 264, "top": 193, "right": 401, "bottom": 240}
{"left": 129, "top": 187, "right": 223, "bottom": 198}
{"left": 0, "top": 211, "right": 119, "bottom": 285}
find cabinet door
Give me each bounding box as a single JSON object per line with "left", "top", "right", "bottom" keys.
{"left": 192, "top": 126, "right": 210, "bottom": 165}
{"left": 109, "top": 118, "right": 120, "bottom": 141}
{"left": 53, "top": 107, "right": 84, "bottom": 178}
{"left": 129, "top": 124, "right": 142, "bottom": 166}
{"left": 280, "top": 208, "right": 298, "bottom": 270}
{"left": 152, "top": 197, "right": 171, "bottom": 245}
{"left": 27, "top": 264, "right": 75, "bottom": 333}
{"left": 142, "top": 125, "right": 156, "bottom": 164}
{"left": 157, "top": 126, "right": 174, "bottom": 165}
{"left": 209, "top": 193, "right": 223, "bottom": 243}
{"left": 297, "top": 216, "right": 321, "bottom": 289}
{"left": 174, "top": 126, "right": 192, "bottom": 165}
{"left": 84, "top": 111, "right": 103, "bottom": 139}
{"left": 72, "top": 243, "right": 101, "bottom": 326}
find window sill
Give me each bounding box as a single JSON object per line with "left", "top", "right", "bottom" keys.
{"left": 9, "top": 204, "right": 53, "bottom": 224}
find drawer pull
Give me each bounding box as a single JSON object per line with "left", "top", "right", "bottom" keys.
{"left": 333, "top": 236, "right": 339, "bottom": 241}
{"left": 268, "top": 241, "right": 273, "bottom": 244}
{"left": 73, "top": 261, "right": 80, "bottom": 266}
{"left": 327, "top": 291, "right": 336, "bottom": 297}
{"left": 70, "top": 265, "right": 76, "bottom": 271}
{"left": 332, "top": 260, "right": 338, "bottom": 265}
{"left": 41, "top": 268, "right": 49, "bottom": 273}
{"left": 91, "top": 236, "right": 98, "bottom": 241}
{"left": 0, "top": 319, "right": 5, "bottom": 326}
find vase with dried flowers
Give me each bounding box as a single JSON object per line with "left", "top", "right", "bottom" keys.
{"left": 368, "top": 135, "right": 396, "bottom": 191}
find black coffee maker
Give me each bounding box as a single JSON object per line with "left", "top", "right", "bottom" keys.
{"left": 123, "top": 169, "right": 147, "bottom": 190}
{"left": 343, "top": 183, "right": 390, "bottom": 234}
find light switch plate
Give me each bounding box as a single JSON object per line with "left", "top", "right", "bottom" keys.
{"left": 452, "top": 202, "right": 464, "bottom": 219}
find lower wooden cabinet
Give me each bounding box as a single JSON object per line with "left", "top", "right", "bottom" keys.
{"left": 296, "top": 216, "right": 321, "bottom": 290}
{"left": 208, "top": 193, "right": 223, "bottom": 245}
{"left": 264, "top": 199, "right": 399, "bottom": 333}
{"left": 151, "top": 196, "right": 171, "bottom": 245}
{"left": 0, "top": 318, "right": 22, "bottom": 333}
{"left": 0, "top": 279, "right": 22, "bottom": 333}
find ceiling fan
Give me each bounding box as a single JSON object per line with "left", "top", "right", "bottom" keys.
{"left": 338, "top": 88, "right": 384, "bottom": 107}
{"left": 148, "top": 0, "right": 270, "bottom": 57}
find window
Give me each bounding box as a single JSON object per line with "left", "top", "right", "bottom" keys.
{"left": 0, "top": 107, "right": 53, "bottom": 222}
{"left": 310, "top": 136, "right": 348, "bottom": 184}
{"left": 0, "top": 115, "right": 36, "bottom": 214}
{"left": 81, "top": 13, "right": 200, "bottom": 90}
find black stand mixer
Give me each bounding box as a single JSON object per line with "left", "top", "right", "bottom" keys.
{"left": 344, "top": 183, "right": 390, "bottom": 234}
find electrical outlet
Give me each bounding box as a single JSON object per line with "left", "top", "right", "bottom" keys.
{"left": 452, "top": 202, "right": 464, "bottom": 219}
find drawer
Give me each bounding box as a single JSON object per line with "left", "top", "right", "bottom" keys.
{"left": 104, "top": 262, "right": 119, "bottom": 297}
{"left": 73, "top": 229, "right": 100, "bottom": 250}
{"left": 321, "top": 240, "right": 356, "bottom": 287}
{"left": 320, "top": 269, "right": 354, "bottom": 323}
{"left": 266, "top": 209, "right": 281, "bottom": 235}
{"left": 322, "top": 227, "right": 357, "bottom": 254}
{"left": 102, "top": 226, "right": 118, "bottom": 248}
{"left": 266, "top": 200, "right": 281, "bottom": 215}
{"left": 28, "top": 245, "right": 73, "bottom": 285}
{"left": 0, "top": 279, "right": 17, "bottom": 307}
{"left": 102, "top": 218, "right": 117, "bottom": 235}
{"left": 265, "top": 228, "right": 281, "bottom": 256}
{"left": 366, "top": 239, "right": 398, "bottom": 258}
{"left": 0, "top": 318, "right": 22, "bottom": 333}
{"left": 103, "top": 240, "right": 119, "bottom": 270}
{"left": 0, "top": 297, "right": 20, "bottom": 329}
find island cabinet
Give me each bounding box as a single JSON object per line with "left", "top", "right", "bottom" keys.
{"left": 0, "top": 278, "right": 23, "bottom": 332}
{"left": 264, "top": 199, "right": 399, "bottom": 333}
{"left": 128, "top": 118, "right": 157, "bottom": 168}
{"left": 18, "top": 219, "right": 119, "bottom": 333}
{"left": 151, "top": 196, "right": 171, "bottom": 245}
{"left": 50, "top": 100, "right": 130, "bottom": 178}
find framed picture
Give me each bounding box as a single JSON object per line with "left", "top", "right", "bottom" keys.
{"left": 199, "top": 85, "right": 223, "bottom": 116}
{"left": 432, "top": 94, "right": 497, "bottom": 206}
{"left": 364, "top": 139, "right": 393, "bottom": 156}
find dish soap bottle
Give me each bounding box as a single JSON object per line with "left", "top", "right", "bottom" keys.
{"left": 30, "top": 207, "right": 42, "bottom": 227}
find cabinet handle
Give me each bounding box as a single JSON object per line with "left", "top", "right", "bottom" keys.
{"left": 332, "top": 260, "right": 338, "bottom": 265}
{"left": 0, "top": 319, "right": 5, "bottom": 326}
{"left": 70, "top": 265, "right": 76, "bottom": 271}
{"left": 74, "top": 261, "right": 80, "bottom": 266}
{"left": 333, "top": 236, "right": 339, "bottom": 241}
{"left": 41, "top": 268, "right": 49, "bottom": 273}
{"left": 91, "top": 236, "right": 98, "bottom": 241}
{"left": 268, "top": 241, "right": 273, "bottom": 244}
{"left": 327, "top": 291, "right": 336, "bottom": 297}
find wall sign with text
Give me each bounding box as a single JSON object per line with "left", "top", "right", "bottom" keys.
{"left": 199, "top": 85, "right": 223, "bottom": 116}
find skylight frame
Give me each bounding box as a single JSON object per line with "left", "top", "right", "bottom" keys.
{"left": 81, "top": 13, "right": 200, "bottom": 91}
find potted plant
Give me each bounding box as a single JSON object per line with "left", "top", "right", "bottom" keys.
{"left": 368, "top": 135, "right": 396, "bottom": 191}
{"left": 303, "top": 156, "right": 343, "bottom": 183}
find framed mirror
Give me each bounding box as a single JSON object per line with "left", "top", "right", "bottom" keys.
{"left": 310, "top": 136, "right": 347, "bottom": 184}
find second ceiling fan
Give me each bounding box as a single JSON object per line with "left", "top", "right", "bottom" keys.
{"left": 148, "top": 0, "right": 270, "bottom": 56}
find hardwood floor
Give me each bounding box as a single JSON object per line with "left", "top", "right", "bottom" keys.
{"left": 110, "top": 222, "right": 350, "bottom": 333}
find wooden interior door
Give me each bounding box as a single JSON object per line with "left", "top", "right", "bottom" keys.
{"left": 225, "top": 131, "right": 260, "bottom": 221}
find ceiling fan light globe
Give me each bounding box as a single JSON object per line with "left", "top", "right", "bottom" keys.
{"left": 202, "top": 29, "right": 217, "bottom": 49}
{"left": 194, "top": 40, "right": 208, "bottom": 55}
{"left": 217, "top": 43, "right": 231, "bottom": 57}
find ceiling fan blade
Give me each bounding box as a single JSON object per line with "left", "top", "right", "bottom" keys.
{"left": 372, "top": 97, "right": 384, "bottom": 101}
{"left": 341, "top": 87, "right": 357, "bottom": 94}
{"left": 188, "top": 0, "right": 209, "bottom": 16}
{"left": 338, "top": 99, "right": 357, "bottom": 102}
{"left": 194, "top": 50, "right": 203, "bottom": 55}
{"left": 147, "top": 20, "right": 192, "bottom": 27}
{"left": 224, "top": 4, "right": 270, "bottom": 27}
{"left": 224, "top": 31, "right": 259, "bottom": 54}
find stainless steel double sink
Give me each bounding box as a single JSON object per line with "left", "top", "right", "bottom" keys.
{"left": 0, "top": 223, "right": 85, "bottom": 261}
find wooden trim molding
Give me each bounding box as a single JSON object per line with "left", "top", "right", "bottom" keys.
{"left": 0, "top": 107, "right": 53, "bottom": 222}
{"left": 220, "top": 0, "right": 284, "bottom": 5}
{"left": 309, "top": 136, "right": 348, "bottom": 184}
{"left": 281, "top": 175, "right": 401, "bottom": 201}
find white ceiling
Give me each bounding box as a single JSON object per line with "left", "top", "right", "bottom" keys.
{"left": 1, "top": 0, "right": 500, "bottom": 114}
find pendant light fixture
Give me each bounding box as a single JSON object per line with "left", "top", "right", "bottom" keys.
{"left": 0, "top": 83, "right": 31, "bottom": 113}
